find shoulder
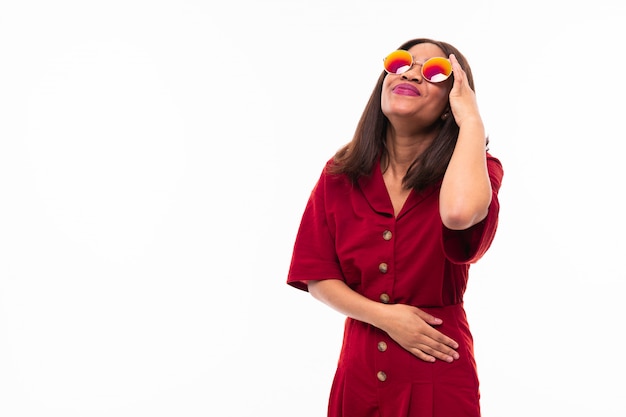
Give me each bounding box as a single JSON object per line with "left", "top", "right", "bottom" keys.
{"left": 486, "top": 152, "right": 503, "bottom": 190}
{"left": 308, "top": 157, "right": 352, "bottom": 198}
{"left": 319, "top": 157, "right": 351, "bottom": 183}
{"left": 486, "top": 152, "right": 502, "bottom": 168}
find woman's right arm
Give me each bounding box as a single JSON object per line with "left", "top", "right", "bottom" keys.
{"left": 307, "top": 279, "right": 460, "bottom": 363}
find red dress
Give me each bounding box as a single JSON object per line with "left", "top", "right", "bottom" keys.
{"left": 287, "top": 154, "right": 503, "bottom": 417}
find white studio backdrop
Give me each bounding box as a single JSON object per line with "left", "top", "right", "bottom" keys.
{"left": 1, "top": 1, "right": 624, "bottom": 416}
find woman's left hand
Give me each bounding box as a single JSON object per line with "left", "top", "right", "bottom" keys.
{"left": 448, "top": 54, "right": 482, "bottom": 128}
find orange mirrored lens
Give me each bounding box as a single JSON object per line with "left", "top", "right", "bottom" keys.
{"left": 383, "top": 50, "right": 413, "bottom": 74}
{"left": 422, "top": 57, "right": 452, "bottom": 82}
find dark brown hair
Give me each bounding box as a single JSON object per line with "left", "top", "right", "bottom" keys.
{"left": 328, "top": 38, "right": 482, "bottom": 191}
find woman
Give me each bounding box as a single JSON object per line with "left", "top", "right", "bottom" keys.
{"left": 287, "top": 38, "right": 503, "bottom": 417}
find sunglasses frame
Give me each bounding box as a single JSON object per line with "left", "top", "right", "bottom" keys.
{"left": 383, "top": 50, "right": 453, "bottom": 83}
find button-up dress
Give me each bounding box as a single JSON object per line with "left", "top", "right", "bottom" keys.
{"left": 287, "top": 153, "right": 503, "bottom": 417}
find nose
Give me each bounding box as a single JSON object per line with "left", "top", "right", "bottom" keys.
{"left": 401, "top": 64, "right": 423, "bottom": 83}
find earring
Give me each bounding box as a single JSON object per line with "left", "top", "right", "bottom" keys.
{"left": 441, "top": 112, "right": 449, "bottom": 120}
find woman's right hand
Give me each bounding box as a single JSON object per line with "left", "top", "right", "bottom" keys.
{"left": 307, "top": 279, "right": 459, "bottom": 363}
{"left": 380, "top": 304, "right": 460, "bottom": 363}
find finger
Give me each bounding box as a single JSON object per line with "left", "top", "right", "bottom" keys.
{"left": 413, "top": 324, "right": 460, "bottom": 359}
{"left": 448, "top": 54, "right": 469, "bottom": 92}
{"left": 413, "top": 308, "right": 443, "bottom": 326}
{"left": 430, "top": 330, "right": 460, "bottom": 350}
{"left": 449, "top": 53, "right": 465, "bottom": 76}
{"left": 449, "top": 53, "right": 458, "bottom": 67}
{"left": 414, "top": 342, "right": 460, "bottom": 363}
{"left": 419, "top": 325, "right": 460, "bottom": 351}
{"left": 431, "top": 339, "right": 461, "bottom": 361}
{"left": 408, "top": 348, "right": 437, "bottom": 363}
{"left": 449, "top": 53, "right": 460, "bottom": 67}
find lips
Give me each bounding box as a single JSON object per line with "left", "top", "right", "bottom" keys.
{"left": 392, "top": 83, "right": 420, "bottom": 96}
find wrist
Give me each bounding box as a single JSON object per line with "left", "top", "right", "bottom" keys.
{"left": 457, "top": 116, "right": 484, "bottom": 131}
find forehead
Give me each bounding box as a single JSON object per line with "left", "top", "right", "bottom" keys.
{"left": 406, "top": 43, "right": 446, "bottom": 60}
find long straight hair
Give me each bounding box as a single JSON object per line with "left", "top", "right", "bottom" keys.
{"left": 328, "top": 38, "right": 483, "bottom": 191}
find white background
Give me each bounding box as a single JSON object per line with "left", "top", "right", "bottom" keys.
{"left": 1, "top": 1, "right": 625, "bottom": 416}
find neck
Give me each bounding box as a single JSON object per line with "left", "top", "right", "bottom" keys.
{"left": 382, "top": 130, "right": 434, "bottom": 176}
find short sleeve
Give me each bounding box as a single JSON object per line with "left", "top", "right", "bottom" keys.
{"left": 442, "top": 154, "right": 503, "bottom": 264}
{"left": 287, "top": 164, "right": 344, "bottom": 292}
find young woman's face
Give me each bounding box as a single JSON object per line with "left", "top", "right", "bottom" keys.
{"left": 381, "top": 43, "right": 451, "bottom": 128}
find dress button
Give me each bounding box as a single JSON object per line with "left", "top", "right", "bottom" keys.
{"left": 377, "top": 341, "right": 387, "bottom": 352}
{"left": 378, "top": 263, "right": 388, "bottom": 273}
{"left": 377, "top": 371, "right": 387, "bottom": 382}
{"left": 382, "top": 230, "right": 392, "bottom": 241}
{"left": 379, "top": 293, "right": 390, "bottom": 304}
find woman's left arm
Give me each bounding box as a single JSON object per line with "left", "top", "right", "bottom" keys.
{"left": 439, "top": 53, "right": 493, "bottom": 231}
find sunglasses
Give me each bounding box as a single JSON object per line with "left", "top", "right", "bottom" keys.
{"left": 383, "top": 50, "right": 452, "bottom": 83}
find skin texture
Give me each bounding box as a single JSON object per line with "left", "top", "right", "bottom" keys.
{"left": 308, "top": 43, "right": 493, "bottom": 363}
